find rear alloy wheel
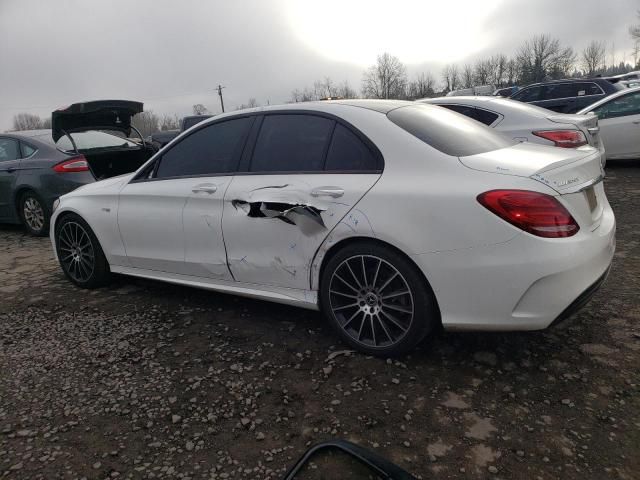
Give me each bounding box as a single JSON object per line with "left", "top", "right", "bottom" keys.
{"left": 320, "top": 243, "right": 438, "bottom": 356}
{"left": 20, "top": 192, "right": 49, "bottom": 236}
{"left": 55, "top": 214, "right": 111, "bottom": 288}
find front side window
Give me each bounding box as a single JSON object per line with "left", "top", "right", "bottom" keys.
{"left": 325, "top": 124, "right": 378, "bottom": 171}
{"left": 250, "top": 114, "right": 333, "bottom": 172}
{"left": 0, "top": 138, "right": 20, "bottom": 162}
{"left": 156, "top": 117, "right": 252, "bottom": 178}
{"left": 593, "top": 92, "right": 640, "bottom": 119}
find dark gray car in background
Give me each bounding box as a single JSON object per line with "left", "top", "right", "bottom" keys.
{"left": 0, "top": 100, "right": 155, "bottom": 235}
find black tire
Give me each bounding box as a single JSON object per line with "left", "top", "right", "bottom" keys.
{"left": 55, "top": 213, "right": 111, "bottom": 288}
{"left": 19, "top": 191, "right": 49, "bottom": 236}
{"left": 320, "top": 241, "right": 439, "bottom": 357}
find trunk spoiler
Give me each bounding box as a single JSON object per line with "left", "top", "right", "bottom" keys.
{"left": 51, "top": 100, "right": 144, "bottom": 143}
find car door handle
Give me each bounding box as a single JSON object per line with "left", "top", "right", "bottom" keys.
{"left": 192, "top": 184, "right": 217, "bottom": 194}
{"left": 311, "top": 187, "right": 344, "bottom": 198}
{"left": 633, "top": 120, "right": 640, "bottom": 125}
{"left": 6, "top": 167, "right": 16, "bottom": 173}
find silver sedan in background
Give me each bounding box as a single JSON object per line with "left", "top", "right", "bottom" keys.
{"left": 418, "top": 96, "right": 605, "bottom": 166}
{"left": 578, "top": 86, "right": 640, "bottom": 161}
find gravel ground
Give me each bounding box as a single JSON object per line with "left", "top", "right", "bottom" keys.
{"left": 1, "top": 163, "right": 639, "bottom": 480}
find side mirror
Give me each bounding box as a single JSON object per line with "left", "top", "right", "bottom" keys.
{"left": 283, "top": 439, "right": 418, "bottom": 480}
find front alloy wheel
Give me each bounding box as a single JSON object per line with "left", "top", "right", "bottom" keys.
{"left": 55, "top": 214, "right": 111, "bottom": 288}
{"left": 58, "top": 221, "right": 95, "bottom": 283}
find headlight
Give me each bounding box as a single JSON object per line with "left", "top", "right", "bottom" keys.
{"left": 52, "top": 198, "right": 60, "bottom": 212}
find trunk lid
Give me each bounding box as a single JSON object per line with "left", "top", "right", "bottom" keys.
{"left": 51, "top": 100, "right": 143, "bottom": 142}
{"left": 460, "top": 142, "right": 606, "bottom": 229}
{"left": 547, "top": 112, "right": 602, "bottom": 150}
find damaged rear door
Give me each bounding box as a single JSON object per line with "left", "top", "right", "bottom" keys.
{"left": 223, "top": 113, "right": 383, "bottom": 290}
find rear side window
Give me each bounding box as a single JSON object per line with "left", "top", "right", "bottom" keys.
{"left": 388, "top": 105, "right": 516, "bottom": 157}
{"left": 474, "top": 108, "right": 500, "bottom": 126}
{"left": 0, "top": 138, "right": 20, "bottom": 162}
{"left": 156, "top": 117, "right": 251, "bottom": 178}
{"left": 20, "top": 143, "right": 36, "bottom": 157}
{"left": 325, "top": 124, "right": 378, "bottom": 171}
{"left": 250, "top": 114, "right": 333, "bottom": 172}
{"left": 439, "top": 104, "right": 475, "bottom": 118}
{"left": 512, "top": 86, "right": 541, "bottom": 102}
{"left": 576, "top": 82, "right": 603, "bottom": 96}
{"left": 438, "top": 104, "right": 498, "bottom": 126}
{"left": 542, "top": 83, "right": 575, "bottom": 100}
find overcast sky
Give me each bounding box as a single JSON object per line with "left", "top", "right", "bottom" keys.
{"left": 0, "top": 0, "right": 637, "bottom": 131}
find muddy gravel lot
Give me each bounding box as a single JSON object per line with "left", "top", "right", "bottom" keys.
{"left": 1, "top": 163, "right": 639, "bottom": 480}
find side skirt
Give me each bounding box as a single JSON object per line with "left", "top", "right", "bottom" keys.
{"left": 110, "top": 265, "right": 319, "bottom": 310}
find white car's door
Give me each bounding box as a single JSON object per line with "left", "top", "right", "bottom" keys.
{"left": 592, "top": 90, "right": 640, "bottom": 159}
{"left": 222, "top": 113, "right": 382, "bottom": 290}
{"left": 118, "top": 117, "right": 253, "bottom": 277}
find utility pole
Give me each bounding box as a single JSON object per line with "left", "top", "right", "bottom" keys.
{"left": 217, "top": 84, "right": 225, "bottom": 113}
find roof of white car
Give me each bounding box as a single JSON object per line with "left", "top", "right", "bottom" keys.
{"left": 577, "top": 86, "right": 640, "bottom": 114}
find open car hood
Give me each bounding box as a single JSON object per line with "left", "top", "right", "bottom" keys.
{"left": 51, "top": 100, "right": 143, "bottom": 142}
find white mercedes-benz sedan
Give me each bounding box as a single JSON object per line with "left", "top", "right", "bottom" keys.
{"left": 50, "top": 100, "right": 615, "bottom": 356}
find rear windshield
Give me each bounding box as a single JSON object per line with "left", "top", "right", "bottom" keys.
{"left": 36, "top": 130, "right": 138, "bottom": 151}
{"left": 387, "top": 104, "right": 516, "bottom": 157}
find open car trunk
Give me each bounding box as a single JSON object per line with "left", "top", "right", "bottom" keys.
{"left": 81, "top": 145, "right": 155, "bottom": 180}
{"left": 52, "top": 100, "right": 154, "bottom": 180}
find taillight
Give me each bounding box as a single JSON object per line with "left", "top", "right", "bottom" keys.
{"left": 477, "top": 190, "right": 579, "bottom": 238}
{"left": 532, "top": 130, "right": 587, "bottom": 148}
{"left": 52, "top": 156, "right": 89, "bottom": 173}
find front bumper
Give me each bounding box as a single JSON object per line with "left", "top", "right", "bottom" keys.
{"left": 411, "top": 202, "right": 616, "bottom": 332}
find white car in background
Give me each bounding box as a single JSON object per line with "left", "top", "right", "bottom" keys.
{"left": 578, "top": 86, "right": 640, "bottom": 161}
{"left": 50, "top": 100, "right": 615, "bottom": 356}
{"left": 418, "top": 96, "right": 606, "bottom": 166}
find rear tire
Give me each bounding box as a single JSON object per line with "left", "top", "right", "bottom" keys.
{"left": 55, "top": 213, "right": 111, "bottom": 288}
{"left": 319, "top": 241, "right": 439, "bottom": 357}
{"left": 19, "top": 191, "right": 49, "bottom": 236}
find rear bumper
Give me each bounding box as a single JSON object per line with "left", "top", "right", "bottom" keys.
{"left": 411, "top": 202, "right": 616, "bottom": 331}
{"left": 549, "top": 265, "right": 610, "bottom": 327}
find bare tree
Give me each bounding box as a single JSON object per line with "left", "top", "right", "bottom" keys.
{"left": 505, "top": 59, "right": 518, "bottom": 85}
{"left": 132, "top": 111, "right": 160, "bottom": 137}
{"left": 362, "top": 53, "right": 408, "bottom": 99}
{"left": 41, "top": 117, "right": 52, "bottom": 129}
{"left": 517, "top": 34, "right": 575, "bottom": 83}
{"left": 406, "top": 72, "right": 436, "bottom": 99}
{"left": 236, "top": 98, "right": 260, "bottom": 110}
{"left": 160, "top": 114, "right": 181, "bottom": 131}
{"left": 631, "top": 10, "right": 640, "bottom": 41}
{"left": 12, "top": 113, "right": 43, "bottom": 131}
{"left": 461, "top": 64, "right": 474, "bottom": 89}
{"left": 632, "top": 41, "right": 640, "bottom": 68}
{"left": 192, "top": 104, "right": 208, "bottom": 115}
{"left": 336, "top": 81, "right": 358, "bottom": 99}
{"left": 474, "top": 59, "right": 492, "bottom": 86}
{"left": 488, "top": 54, "right": 508, "bottom": 87}
{"left": 441, "top": 64, "right": 459, "bottom": 92}
{"left": 581, "top": 41, "right": 607, "bottom": 76}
